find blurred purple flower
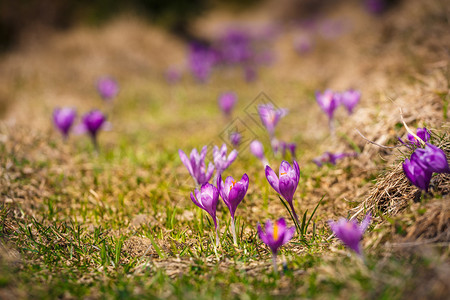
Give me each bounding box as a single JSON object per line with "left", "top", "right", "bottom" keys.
{"left": 76, "top": 110, "right": 107, "bottom": 148}
{"left": 179, "top": 146, "right": 215, "bottom": 186}
{"left": 340, "top": 89, "right": 361, "bottom": 114}
{"left": 97, "top": 77, "right": 119, "bottom": 101}
{"left": 265, "top": 160, "right": 301, "bottom": 224}
{"left": 328, "top": 213, "right": 371, "bottom": 256}
{"left": 189, "top": 43, "right": 217, "bottom": 83}
{"left": 165, "top": 67, "right": 182, "bottom": 84}
{"left": 403, "top": 156, "right": 433, "bottom": 192}
{"left": 316, "top": 89, "right": 340, "bottom": 120}
{"left": 258, "top": 104, "right": 288, "bottom": 137}
{"left": 313, "top": 152, "right": 357, "bottom": 167}
{"left": 53, "top": 107, "right": 76, "bottom": 139}
{"left": 258, "top": 218, "right": 295, "bottom": 255}
{"left": 250, "top": 140, "right": 267, "bottom": 165}
{"left": 408, "top": 128, "right": 431, "bottom": 146}
{"left": 219, "top": 29, "right": 252, "bottom": 65}
{"left": 230, "top": 132, "right": 241, "bottom": 148}
{"left": 218, "top": 92, "right": 237, "bottom": 116}
{"left": 217, "top": 173, "right": 249, "bottom": 245}
{"left": 213, "top": 144, "right": 238, "bottom": 176}
{"left": 413, "top": 143, "right": 450, "bottom": 174}
{"left": 365, "top": 0, "right": 387, "bottom": 14}
{"left": 258, "top": 218, "right": 295, "bottom": 273}
{"left": 282, "top": 142, "right": 297, "bottom": 159}
{"left": 190, "top": 182, "right": 220, "bottom": 247}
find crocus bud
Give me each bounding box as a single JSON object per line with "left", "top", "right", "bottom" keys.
{"left": 340, "top": 89, "right": 361, "bottom": 114}
{"left": 53, "top": 107, "right": 76, "bottom": 138}
{"left": 97, "top": 77, "right": 119, "bottom": 101}
{"left": 316, "top": 89, "right": 340, "bottom": 120}
{"left": 250, "top": 140, "right": 265, "bottom": 161}
{"left": 230, "top": 132, "right": 241, "bottom": 148}
{"left": 258, "top": 104, "right": 287, "bottom": 137}
{"left": 328, "top": 213, "right": 371, "bottom": 256}
{"left": 82, "top": 110, "right": 107, "bottom": 139}
{"left": 218, "top": 92, "right": 237, "bottom": 116}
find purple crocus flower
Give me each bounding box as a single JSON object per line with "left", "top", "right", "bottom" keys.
{"left": 53, "top": 107, "right": 76, "bottom": 139}
{"left": 407, "top": 128, "right": 431, "bottom": 146}
{"left": 413, "top": 143, "right": 450, "bottom": 174}
{"left": 258, "top": 218, "right": 295, "bottom": 273}
{"left": 97, "top": 77, "right": 119, "bottom": 101}
{"left": 316, "top": 89, "right": 340, "bottom": 120}
{"left": 278, "top": 142, "right": 296, "bottom": 159}
{"left": 313, "top": 152, "right": 357, "bottom": 167}
{"left": 230, "top": 132, "right": 241, "bottom": 148}
{"left": 190, "top": 182, "right": 220, "bottom": 247}
{"left": 218, "top": 92, "right": 237, "bottom": 116}
{"left": 403, "top": 156, "right": 433, "bottom": 192}
{"left": 179, "top": 146, "right": 215, "bottom": 186}
{"left": 340, "top": 89, "right": 361, "bottom": 114}
{"left": 188, "top": 43, "right": 217, "bottom": 83}
{"left": 217, "top": 173, "right": 249, "bottom": 246}
{"left": 328, "top": 213, "right": 371, "bottom": 256}
{"left": 250, "top": 140, "right": 268, "bottom": 166}
{"left": 213, "top": 144, "right": 238, "bottom": 177}
{"left": 258, "top": 104, "right": 288, "bottom": 137}
{"left": 265, "top": 161, "right": 301, "bottom": 224}
{"left": 76, "top": 110, "right": 107, "bottom": 149}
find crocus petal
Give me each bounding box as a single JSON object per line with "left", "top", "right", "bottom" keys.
{"left": 414, "top": 143, "right": 450, "bottom": 174}
{"left": 257, "top": 223, "right": 269, "bottom": 245}
{"left": 279, "top": 160, "right": 292, "bottom": 177}
{"left": 359, "top": 212, "right": 371, "bottom": 233}
{"left": 265, "top": 165, "right": 280, "bottom": 193}
{"left": 190, "top": 192, "right": 204, "bottom": 210}
{"left": 179, "top": 149, "right": 194, "bottom": 177}
{"left": 227, "top": 149, "right": 238, "bottom": 164}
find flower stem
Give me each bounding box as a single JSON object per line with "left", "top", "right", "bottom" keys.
{"left": 230, "top": 218, "right": 238, "bottom": 247}
{"left": 272, "top": 254, "right": 278, "bottom": 275}
{"left": 215, "top": 217, "right": 220, "bottom": 249}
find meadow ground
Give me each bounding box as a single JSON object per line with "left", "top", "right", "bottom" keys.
{"left": 0, "top": 0, "right": 449, "bottom": 299}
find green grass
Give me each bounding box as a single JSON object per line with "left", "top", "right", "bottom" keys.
{"left": 1, "top": 77, "right": 446, "bottom": 299}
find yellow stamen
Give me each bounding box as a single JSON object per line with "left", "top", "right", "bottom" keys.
{"left": 273, "top": 222, "right": 279, "bottom": 240}
{"left": 280, "top": 172, "right": 287, "bottom": 176}
{"left": 229, "top": 180, "right": 236, "bottom": 191}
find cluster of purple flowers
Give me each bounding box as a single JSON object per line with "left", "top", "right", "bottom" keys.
{"left": 313, "top": 152, "right": 357, "bottom": 167}
{"left": 53, "top": 107, "right": 108, "bottom": 149}
{"left": 316, "top": 89, "right": 361, "bottom": 123}
{"left": 181, "top": 145, "right": 247, "bottom": 246}
{"left": 187, "top": 27, "right": 276, "bottom": 83}
{"left": 401, "top": 128, "right": 449, "bottom": 191}
{"left": 313, "top": 89, "right": 361, "bottom": 167}
{"left": 52, "top": 76, "right": 117, "bottom": 149}
{"left": 249, "top": 103, "right": 296, "bottom": 163}
{"left": 180, "top": 144, "right": 300, "bottom": 270}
